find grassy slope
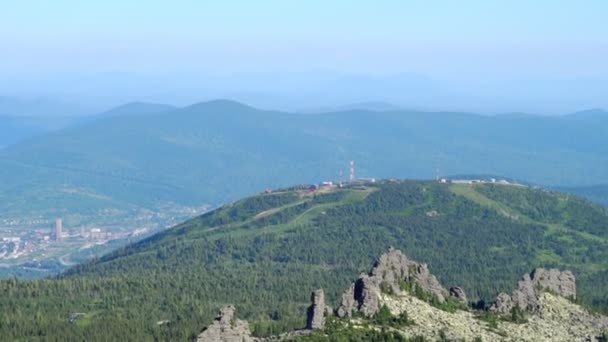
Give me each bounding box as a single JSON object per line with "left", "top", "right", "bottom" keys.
{"left": 1, "top": 181, "right": 607, "bottom": 340}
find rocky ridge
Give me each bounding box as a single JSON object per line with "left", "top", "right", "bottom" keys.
{"left": 382, "top": 290, "right": 608, "bottom": 341}
{"left": 195, "top": 249, "right": 608, "bottom": 342}
{"left": 337, "top": 247, "right": 458, "bottom": 318}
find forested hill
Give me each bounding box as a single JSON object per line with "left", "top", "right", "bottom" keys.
{"left": 1, "top": 99, "right": 608, "bottom": 218}
{"left": 1, "top": 180, "right": 607, "bottom": 340}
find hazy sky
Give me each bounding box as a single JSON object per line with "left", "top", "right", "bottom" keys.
{"left": 3, "top": 0, "right": 607, "bottom": 79}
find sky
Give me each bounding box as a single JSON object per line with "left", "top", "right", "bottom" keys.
{"left": 1, "top": 1, "right": 608, "bottom": 113}
{"left": 2, "top": 0, "right": 607, "bottom": 78}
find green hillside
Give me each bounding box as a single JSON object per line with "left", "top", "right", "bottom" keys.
{"left": 1, "top": 181, "right": 607, "bottom": 340}
{"left": 1, "top": 100, "right": 608, "bottom": 219}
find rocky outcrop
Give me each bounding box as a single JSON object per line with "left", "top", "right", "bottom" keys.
{"left": 306, "top": 289, "right": 326, "bottom": 330}
{"left": 336, "top": 283, "right": 355, "bottom": 318}
{"left": 492, "top": 292, "right": 513, "bottom": 314}
{"left": 532, "top": 268, "right": 576, "bottom": 299}
{"left": 194, "top": 251, "right": 607, "bottom": 342}
{"left": 337, "top": 248, "right": 459, "bottom": 317}
{"left": 196, "top": 305, "right": 254, "bottom": 342}
{"left": 449, "top": 286, "right": 468, "bottom": 304}
{"left": 354, "top": 274, "right": 381, "bottom": 316}
{"left": 491, "top": 268, "right": 577, "bottom": 314}
{"left": 383, "top": 290, "right": 608, "bottom": 341}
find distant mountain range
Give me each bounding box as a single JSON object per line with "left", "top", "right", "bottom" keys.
{"left": 0, "top": 115, "right": 84, "bottom": 149}
{"left": 0, "top": 96, "right": 91, "bottom": 117}
{"left": 3, "top": 72, "right": 608, "bottom": 114}
{"left": 0, "top": 97, "right": 93, "bottom": 148}
{"left": 0, "top": 99, "right": 607, "bottom": 220}
{"left": 0, "top": 99, "right": 175, "bottom": 148}
{"left": 302, "top": 101, "right": 409, "bottom": 113}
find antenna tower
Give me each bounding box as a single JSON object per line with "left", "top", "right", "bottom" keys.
{"left": 349, "top": 161, "right": 356, "bottom": 183}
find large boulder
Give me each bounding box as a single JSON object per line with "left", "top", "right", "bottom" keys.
{"left": 196, "top": 305, "right": 254, "bottom": 342}
{"left": 492, "top": 292, "right": 514, "bottom": 314}
{"left": 449, "top": 286, "right": 468, "bottom": 304}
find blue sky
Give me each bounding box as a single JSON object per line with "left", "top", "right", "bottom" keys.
{"left": 2, "top": 0, "right": 607, "bottom": 79}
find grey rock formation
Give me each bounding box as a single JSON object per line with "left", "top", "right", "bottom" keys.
{"left": 337, "top": 248, "right": 456, "bottom": 317}
{"left": 449, "top": 286, "right": 468, "bottom": 304}
{"left": 306, "top": 289, "right": 326, "bottom": 330}
{"left": 336, "top": 283, "right": 355, "bottom": 318}
{"left": 411, "top": 263, "right": 448, "bottom": 302}
{"left": 491, "top": 268, "right": 577, "bottom": 314}
{"left": 196, "top": 305, "right": 254, "bottom": 342}
{"left": 354, "top": 275, "right": 381, "bottom": 317}
{"left": 531, "top": 268, "right": 576, "bottom": 299}
{"left": 513, "top": 273, "right": 539, "bottom": 312}
{"left": 492, "top": 292, "right": 514, "bottom": 314}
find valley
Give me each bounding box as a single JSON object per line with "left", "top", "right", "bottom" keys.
{"left": 0, "top": 202, "right": 208, "bottom": 278}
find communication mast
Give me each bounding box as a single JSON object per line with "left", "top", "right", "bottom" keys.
{"left": 349, "top": 161, "right": 356, "bottom": 183}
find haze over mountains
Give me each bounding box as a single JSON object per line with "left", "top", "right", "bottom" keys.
{"left": 3, "top": 72, "right": 608, "bottom": 114}
{"left": 4, "top": 2, "right": 608, "bottom": 340}
{"left": 1, "top": 99, "right": 607, "bottom": 218}
{"left": 0, "top": 96, "right": 92, "bottom": 148}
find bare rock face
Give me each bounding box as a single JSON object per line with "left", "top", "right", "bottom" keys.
{"left": 532, "top": 268, "right": 576, "bottom": 299}
{"left": 196, "top": 305, "right": 254, "bottom": 342}
{"left": 355, "top": 275, "right": 382, "bottom": 317}
{"left": 411, "top": 263, "right": 448, "bottom": 302}
{"left": 492, "top": 292, "right": 514, "bottom": 314}
{"left": 449, "top": 286, "right": 468, "bottom": 304}
{"left": 337, "top": 248, "right": 456, "bottom": 317}
{"left": 306, "top": 289, "right": 326, "bottom": 330}
{"left": 491, "top": 268, "right": 577, "bottom": 314}
{"left": 336, "top": 283, "right": 355, "bottom": 318}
